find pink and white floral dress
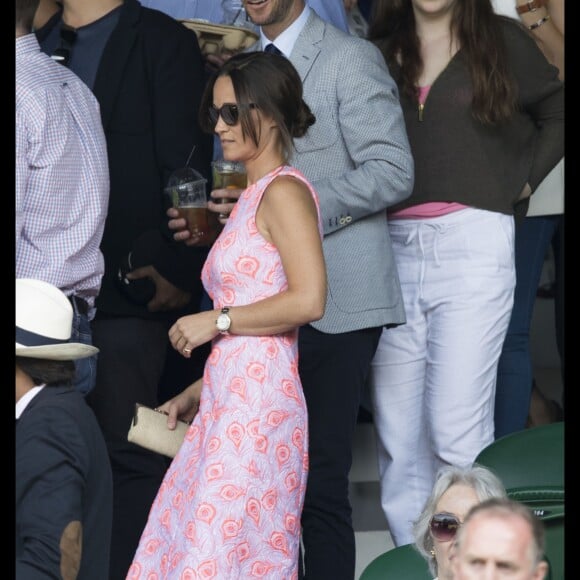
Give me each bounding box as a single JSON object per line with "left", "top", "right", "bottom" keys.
{"left": 128, "top": 165, "right": 322, "bottom": 579}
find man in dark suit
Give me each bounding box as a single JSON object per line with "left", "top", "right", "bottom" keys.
{"left": 36, "top": 2, "right": 213, "bottom": 577}
{"left": 16, "top": 278, "right": 113, "bottom": 580}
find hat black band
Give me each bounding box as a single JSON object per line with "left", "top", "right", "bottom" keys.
{"left": 16, "top": 326, "right": 67, "bottom": 347}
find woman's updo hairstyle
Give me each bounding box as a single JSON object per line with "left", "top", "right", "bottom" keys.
{"left": 199, "top": 51, "right": 315, "bottom": 158}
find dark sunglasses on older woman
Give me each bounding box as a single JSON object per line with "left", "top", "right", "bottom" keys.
{"left": 429, "top": 513, "right": 461, "bottom": 542}
{"left": 208, "top": 103, "right": 257, "bottom": 127}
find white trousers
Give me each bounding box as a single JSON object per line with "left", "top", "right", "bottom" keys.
{"left": 369, "top": 208, "right": 516, "bottom": 546}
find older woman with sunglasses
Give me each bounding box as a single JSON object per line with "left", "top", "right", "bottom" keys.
{"left": 413, "top": 464, "right": 507, "bottom": 580}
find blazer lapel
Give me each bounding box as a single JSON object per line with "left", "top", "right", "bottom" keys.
{"left": 289, "top": 12, "right": 324, "bottom": 83}
{"left": 92, "top": 0, "right": 140, "bottom": 130}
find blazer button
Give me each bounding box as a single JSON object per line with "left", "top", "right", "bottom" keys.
{"left": 345, "top": 216, "right": 352, "bottom": 223}
{"left": 339, "top": 217, "right": 346, "bottom": 225}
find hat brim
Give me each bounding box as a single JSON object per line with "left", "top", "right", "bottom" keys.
{"left": 15, "top": 342, "right": 99, "bottom": 361}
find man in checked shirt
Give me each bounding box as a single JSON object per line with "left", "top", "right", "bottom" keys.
{"left": 15, "top": 0, "right": 109, "bottom": 396}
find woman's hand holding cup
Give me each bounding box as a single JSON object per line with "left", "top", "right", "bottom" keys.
{"left": 209, "top": 188, "right": 242, "bottom": 224}
{"left": 209, "top": 160, "right": 247, "bottom": 223}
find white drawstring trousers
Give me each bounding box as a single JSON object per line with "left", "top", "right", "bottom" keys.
{"left": 369, "top": 207, "right": 516, "bottom": 546}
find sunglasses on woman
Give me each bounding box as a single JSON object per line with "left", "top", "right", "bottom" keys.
{"left": 429, "top": 513, "right": 461, "bottom": 542}
{"left": 208, "top": 103, "right": 258, "bottom": 127}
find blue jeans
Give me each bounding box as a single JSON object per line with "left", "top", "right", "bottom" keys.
{"left": 71, "top": 308, "right": 98, "bottom": 396}
{"left": 494, "top": 214, "right": 563, "bottom": 439}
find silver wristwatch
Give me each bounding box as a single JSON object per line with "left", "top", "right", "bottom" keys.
{"left": 216, "top": 307, "right": 231, "bottom": 334}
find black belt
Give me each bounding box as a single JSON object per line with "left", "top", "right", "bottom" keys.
{"left": 69, "top": 295, "right": 89, "bottom": 316}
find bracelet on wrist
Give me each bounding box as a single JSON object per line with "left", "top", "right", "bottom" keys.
{"left": 528, "top": 14, "right": 551, "bottom": 30}
{"left": 516, "top": 0, "right": 546, "bottom": 15}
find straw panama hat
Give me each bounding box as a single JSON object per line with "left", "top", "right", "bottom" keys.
{"left": 15, "top": 278, "right": 99, "bottom": 360}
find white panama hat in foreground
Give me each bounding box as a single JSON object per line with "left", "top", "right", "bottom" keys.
{"left": 16, "top": 278, "right": 99, "bottom": 361}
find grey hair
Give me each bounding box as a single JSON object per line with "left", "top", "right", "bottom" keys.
{"left": 412, "top": 464, "right": 507, "bottom": 576}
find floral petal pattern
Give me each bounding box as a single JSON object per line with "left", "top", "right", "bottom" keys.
{"left": 128, "top": 167, "right": 321, "bottom": 579}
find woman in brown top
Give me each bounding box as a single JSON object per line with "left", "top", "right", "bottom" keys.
{"left": 366, "top": 0, "right": 564, "bottom": 546}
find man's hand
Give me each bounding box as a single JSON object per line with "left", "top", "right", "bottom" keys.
{"left": 126, "top": 265, "right": 191, "bottom": 312}
{"left": 167, "top": 206, "right": 205, "bottom": 246}
{"left": 167, "top": 186, "right": 243, "bottom": 244}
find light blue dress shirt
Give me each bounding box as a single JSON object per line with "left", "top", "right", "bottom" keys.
{"left": 138, "top": 0, "right": 223, "bottom": 21}
{"left": 138, "top": 0, "right": 349, "bottom": 32}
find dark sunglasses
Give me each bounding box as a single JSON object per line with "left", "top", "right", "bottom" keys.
{"left": 429, "top": 513, "right": 461, "bottom": 542}
{"left": 208, "top": 103, "right": 257, "bottom": 127}
{"left": 51, "top": 26, "right": 77, "bottom": 67}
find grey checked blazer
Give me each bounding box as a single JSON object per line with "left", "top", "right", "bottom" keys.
{"left": 260, "top": 12, "right": 414, "bottom": 334}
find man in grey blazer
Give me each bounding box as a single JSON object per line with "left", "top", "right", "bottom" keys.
{"left": 248, "top": 4, "right": 413, "bottom": 578}
{"left": 171, "top": 0, "right": 413, "bottom": 577}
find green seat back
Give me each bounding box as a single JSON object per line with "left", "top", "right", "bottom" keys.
{"left": 359, "top": 543, "right": 431, "bottom": 580}
{"left": 475, "top": 423, "right": 564, "bottom": 489}
{"left": 543, "top": 516, "right": 564, "bottom": 580}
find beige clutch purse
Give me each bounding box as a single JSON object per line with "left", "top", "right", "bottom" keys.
{"left": 127, "top": 403, "right": 190, "bottom": 458}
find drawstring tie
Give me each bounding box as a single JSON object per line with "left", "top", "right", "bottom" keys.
{"left": 403, "top": 222, "right": 446, "bottom": 295}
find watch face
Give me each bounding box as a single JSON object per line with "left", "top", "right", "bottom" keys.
{"left": 217, "top": 313, "right": 231, "bottom": 331}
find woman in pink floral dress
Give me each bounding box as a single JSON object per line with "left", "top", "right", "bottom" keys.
{"left": 127, "top": 52, "right": 327, "bottom": 579}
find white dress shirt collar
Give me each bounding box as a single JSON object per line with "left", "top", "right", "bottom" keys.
{"left": 259, "top": 4, "right": 311, "bottom": 57}
{"left": 16, "top": 385, "right": 45, "bottom": 419}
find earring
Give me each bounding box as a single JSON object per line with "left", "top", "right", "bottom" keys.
{"left": 430, "top": 548, "right": 436, "bottom": 557}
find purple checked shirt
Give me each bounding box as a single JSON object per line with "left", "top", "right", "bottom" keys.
{"left": 16, "top": 35, "right": 109, "bottom": 314}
